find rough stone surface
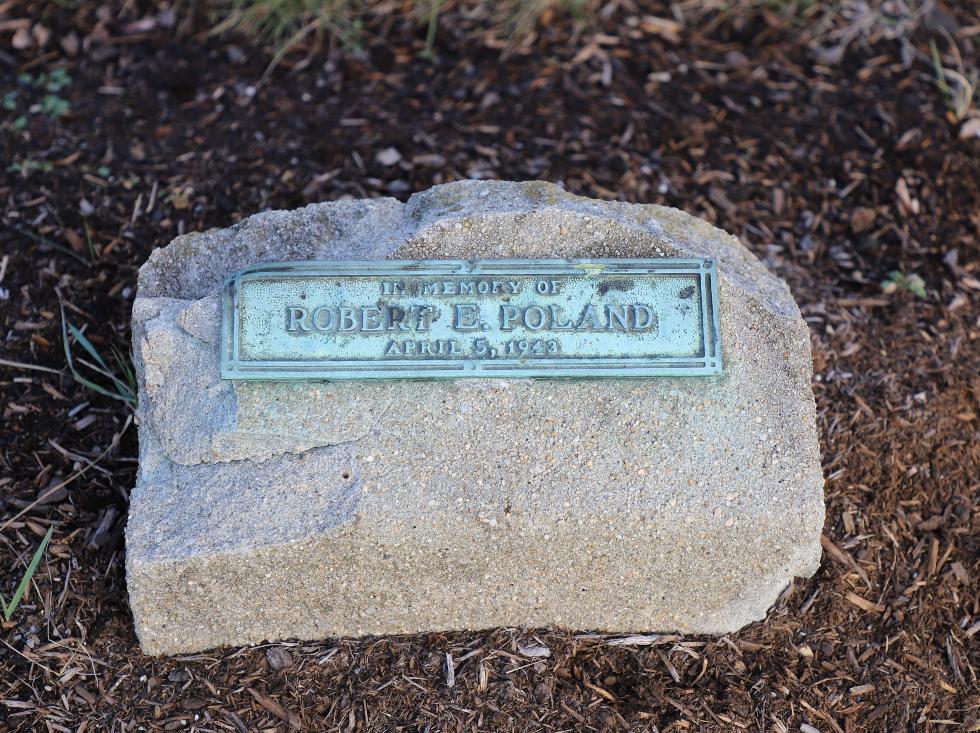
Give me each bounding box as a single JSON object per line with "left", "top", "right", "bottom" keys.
{"left": 127, "top": 180, "right": 825, "bottom": 655}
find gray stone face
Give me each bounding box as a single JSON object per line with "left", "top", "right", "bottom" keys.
{"left": 127, "top": 180, "right": 825, "bottom": 655}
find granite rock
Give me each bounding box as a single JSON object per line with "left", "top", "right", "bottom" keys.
{"left": 127, "top": 180, "right": 824, "bottom": 655}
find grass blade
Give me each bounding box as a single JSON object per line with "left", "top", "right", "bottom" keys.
{"left": 12, "top": 225, "right": 89, "bottom": 265}
{"left": 1, "top": 526, "right": 54, "bottom": 621}
{"left": 111, "top": 344, "right": 138, "bottom": 395}
{"left": 68, "top": 322, "right": 112, "bottom": 374}
{"left": 76, "top": 356, "right": 135, "bottom": 399}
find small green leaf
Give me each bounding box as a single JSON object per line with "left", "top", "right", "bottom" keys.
{"left": 45, "top": 68, "right": 72, "bottom": 92}
{"left": 41, "top": 95, "right": 70, "bottom": 118}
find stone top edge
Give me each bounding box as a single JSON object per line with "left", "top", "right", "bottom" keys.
{"left": 135, "top": 180, "right": 798, "bottom": 318}
{"left": 135, "top": 196, "right": 407, "bottom": 301}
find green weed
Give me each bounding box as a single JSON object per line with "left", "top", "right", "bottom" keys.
{"left": 421, "top": 0, "right": 444, "bottom": 59}
{"left": 40, "top": 94, "right": 70, "bottom": 118}
{"left": 881, "top": 271, "right": 926, "bottom": 299}
{"left": 8, "top": 68, "right": 73, "bottom": 124}
{"left": 930, "top": 39, "right": 976, "bottom": 122}
{"left": 213, "top": 0, "right": 361, "bottom": 46}
{"left": 20, "top": 68, "right": 72, "bottom": 93}
{"left": 61, "top": 304, "right": 138, "bottom": 408}
{"left": 211, "top": 0, "right": 596, "bottom": 61}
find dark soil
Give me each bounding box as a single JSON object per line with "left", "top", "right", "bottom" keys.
{"left": 1, "top": 1, "right": 978, "bottom": 731}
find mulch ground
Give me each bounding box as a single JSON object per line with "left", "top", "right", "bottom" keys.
{"left": 1, "top": 1, "right": 978, "bottom": 731}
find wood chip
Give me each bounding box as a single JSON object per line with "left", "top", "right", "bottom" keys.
{"left": 845, "top": 592, "right": 885, "bottom": 613}
{"left": 246, "top": 688, "right": 301, "bottom": 730}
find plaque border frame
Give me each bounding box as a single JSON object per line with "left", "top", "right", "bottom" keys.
{"left": 220, "top": 258, "right": 722, "bottom": 380}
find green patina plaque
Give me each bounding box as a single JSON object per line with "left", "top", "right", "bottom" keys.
{"left": 220, "top": 259, "right": 722, "bottom": 380}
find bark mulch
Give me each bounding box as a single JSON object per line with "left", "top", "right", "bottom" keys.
{"left": 1, "top": 1, "right": 978, "bottom": 731}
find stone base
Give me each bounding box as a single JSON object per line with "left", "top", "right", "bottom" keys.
{"left": 127, "top": 181, "right": 824, "bottom": 655}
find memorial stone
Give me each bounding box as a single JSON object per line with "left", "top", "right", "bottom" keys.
{"left": 127, "top": 180, "right": 824, "bottom": 655}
